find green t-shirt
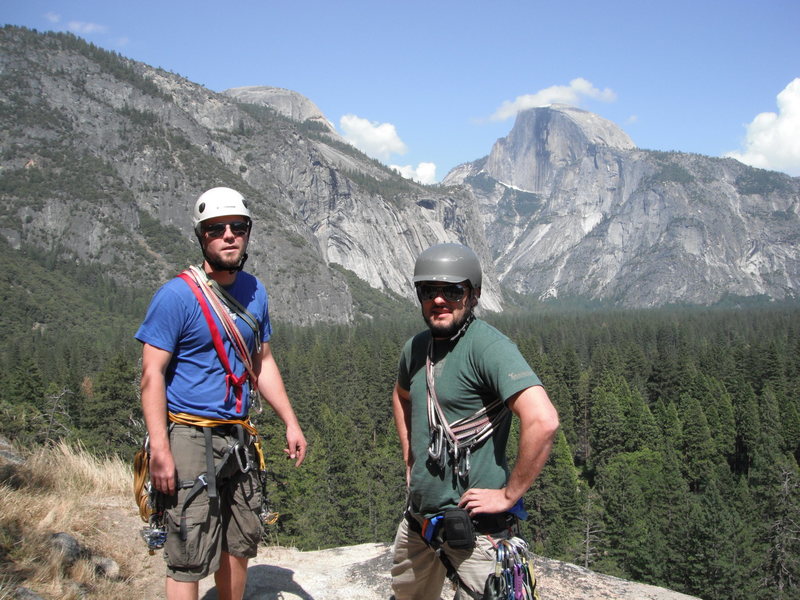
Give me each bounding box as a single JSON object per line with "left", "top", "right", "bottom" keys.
{"left": 397, "top": 318, "right": 541, "bottom": 517}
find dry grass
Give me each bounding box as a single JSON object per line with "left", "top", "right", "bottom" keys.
{"left": 0, "top": 441, "right": 163, "bottom": 599}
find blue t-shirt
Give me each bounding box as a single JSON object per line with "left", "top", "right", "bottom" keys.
{"left": 135, "top": 271, "right": 271, "bottom": 420}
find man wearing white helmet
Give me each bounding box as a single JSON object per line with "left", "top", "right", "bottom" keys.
{"left": 136, "top": 187, "right": 307, "bottom": 600}
{"left": 390, "top": 243, "right": 559, "bottom": 599}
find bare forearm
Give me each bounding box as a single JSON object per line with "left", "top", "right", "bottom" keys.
{"left": 141, "top": 365, "right": 169, "bottom": 449}
{"left": 257, "top": 360, "right": 300, "bottom": 428}
{"left": 255, "top": 343, "right": 306, "bottom": 465}
{"left": 459, "top": 385, "right": 559, "bottom": 515}
{"left": 505, "top": 385, "right": 559, "bottom": 501}
{"left": 392, "top": 383, "right": 412, "bottom": 469}
{"left": 139, "top": 344, "right": 176, "bottom": 494}
{"left": 504, "top": 422, "right": 556, "bottom": 502}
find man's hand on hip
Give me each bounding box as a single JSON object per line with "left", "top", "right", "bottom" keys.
{"left": 458, "top": 488, "right": 516, "bottom": 516}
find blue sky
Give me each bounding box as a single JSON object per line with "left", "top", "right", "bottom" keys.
{"left": 3, "top": 1, "right": 799, "bottom": 183}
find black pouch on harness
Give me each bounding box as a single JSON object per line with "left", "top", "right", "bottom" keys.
{"left": 443, "top": 508, "right": 475, "bottom": 550}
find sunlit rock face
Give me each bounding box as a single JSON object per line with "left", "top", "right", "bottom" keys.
{"left": 2, "top": 27, "right": 798, "bottom": 323}
{"left": 443, "top": 105, "right": 800, "bottom": 307}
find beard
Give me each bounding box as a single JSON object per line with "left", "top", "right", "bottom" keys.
{"left": 424, "top": 307, "right": 474, "bottom": 339}
{"left": 205, "top": 248, "right": 247, "bottom": 273}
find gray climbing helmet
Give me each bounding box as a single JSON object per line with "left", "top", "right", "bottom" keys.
{"left": 412, "top": 243, "right": 482, "bottom": 289}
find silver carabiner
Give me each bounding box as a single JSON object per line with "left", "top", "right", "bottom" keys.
{"left": 234, "top": 443, "right": 253, "bottom": 473}
{"left": 457, "top": 447, "right": 471, "bottom": 478}
{"left": 428, "top": 425, "right": 445, "bottom": 463}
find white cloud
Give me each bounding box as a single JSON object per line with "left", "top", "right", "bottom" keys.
{"left": 44, "top": 12, "right": 61, "bottom": 24}
{"left": 725, "top": 78, "right": 800, "bottom": 176}
{"left": 390, "top": 162, "right": 437, "bottom": 185}
{"left": 339, "top": 114, "right": 407, "bottom": 161}
{"left": 491, "top": 77, "right": 617, "bottom": 121}
{"left": 67, "top": 21, "right": 108, "bottom": 35}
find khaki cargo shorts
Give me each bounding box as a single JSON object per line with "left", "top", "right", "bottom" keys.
{"left": 163, "top": 424, "right": 262, "bottom": 582}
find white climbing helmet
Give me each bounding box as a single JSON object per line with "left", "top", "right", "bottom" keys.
{"left": 192, "top": 187, "right": 252, "bottom": 234}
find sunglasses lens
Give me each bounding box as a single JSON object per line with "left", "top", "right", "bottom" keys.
{"left": 417, "top": 284, "right": 466, "bottom": 302}
{"left": 204, "top": 224, "right": 225, "bottom": 237}
{"left": 229, "top": 222, "right": 249, "bottom": 235}
{"left": 204, "top": 221, "right": 249, "bottom": 238}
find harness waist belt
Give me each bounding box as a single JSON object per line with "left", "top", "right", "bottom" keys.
{"left": 406, "top": 509, "right": 513, "bottom": 539}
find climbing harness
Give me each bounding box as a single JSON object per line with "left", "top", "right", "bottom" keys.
{"left": 178, "top": 266, "right": 259, "bottom": 414}
{"left": 133, "top": 266, "right": 279, "bottom": 552}
{"left": 425, "top": 319, "right": 511, "bottom": 478}
{"left": 134, "top": 413, "right": 278, "bottom": 551}
{"left": 406, "top": 505, "right": 525, "bottom": 599}
{"left": 483, "top": 537, "right": 540, "bottom": 600}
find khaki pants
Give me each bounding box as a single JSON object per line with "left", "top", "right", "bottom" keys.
{"left": 163, "top": 424, "right": 262, "bottom": 582}
{"left": 391, "top": 514, "right": 508, "bottom": 600}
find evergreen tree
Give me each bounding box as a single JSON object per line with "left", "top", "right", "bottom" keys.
{"left": 588, "top": 374, "right": 629, "bottom": 472}
{"left": 576, "top": 482, "right": 604, "bottom": 569}
{"left": 679, "top": 393, "right": 718, "bottom": 492}
{"left": 525, "top": 430, "right": 581, "bottom": 560}
{"left": 595, "top": 449, "right": 670, "bottom": 583}
{"left": 750, "top": 455, "right": 800, "bottom": 599}
{"left": 731, "top": 378, "right": 761, "bottom": 475}
{"left": 6, "top": 355, "right": 45, "bottom": 410}
{"left": 79, "top": 352, "right": 140, "bottom": 456}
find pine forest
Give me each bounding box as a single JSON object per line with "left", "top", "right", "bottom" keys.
{"left": 0, "top": 259, "right": 799, "bottom": 599}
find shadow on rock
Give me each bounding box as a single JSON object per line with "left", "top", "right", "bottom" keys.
{"left": 200, "top": 565, "right": 314, "bottom": 600}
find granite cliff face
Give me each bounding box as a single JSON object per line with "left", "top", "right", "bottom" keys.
{"left": 1, "top": 27, "right": 798, "bottom": 326}
{"left": 443, "top": 106, "right": 800, "bottom": 306}
{"left": 0, "top": 27, "right": 501, "bottom": 325}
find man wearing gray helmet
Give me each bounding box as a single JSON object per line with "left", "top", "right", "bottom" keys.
{"left": 137, "top": 187, "right": 307, "bottom": 600}
{"left": 390, "top": 243, "right": 559, "bottom": 599}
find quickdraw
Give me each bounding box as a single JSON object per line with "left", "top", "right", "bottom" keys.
{"left": 483, "top": 537, "right": 539, "bottom": 600}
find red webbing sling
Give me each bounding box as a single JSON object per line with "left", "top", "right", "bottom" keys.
{"left": 177, "top": 271, "right": 250, "bottom": 413}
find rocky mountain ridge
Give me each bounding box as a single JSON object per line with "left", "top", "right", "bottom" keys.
{"left": 1, "top": 26, "right": 798, "bottom": 326}
{"left": 444, "top": 106, "right": 800, "bottom": 306}
{"left": 0, "top": 26, "right": 502, "bottom": 324}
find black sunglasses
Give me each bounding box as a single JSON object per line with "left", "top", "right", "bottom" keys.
{"left": 416, "top": 283, "right": 468, "bottom": 303}
{"left": 202, "top": 221, "right": 250, "bottom": 238}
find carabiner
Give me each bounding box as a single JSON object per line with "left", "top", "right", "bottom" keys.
{"left": 428, "top": 425, "right": 445, "bottom": 463}
{"left": 457, "top": 447, "right": 471, "bottom": 478}
{"left": 234, "top": 442, "right": 253, "bottom": 473}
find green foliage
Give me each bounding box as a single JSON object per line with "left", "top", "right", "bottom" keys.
{"left": 329, "top": 264, "right": 417, "bottom": 322}
{"left": 5, "top": 302, "right": 796, "bottom": 600}
{"left": 136, "top": 209, "right": 196, "bottom": 267}
{"left": 79, "top": 353, "right": 142, "bottom": 457}
{"left": 651, "top": 163, "right": 695, "bottom": 184}
{"left": 0, "top": 149, "right": 121, "bottom": 205}
{"left": 735, "top": 167, "right": 794, "bottom": 196}
{"left": 55, "top": 31, "right": 169, "bottom": 100}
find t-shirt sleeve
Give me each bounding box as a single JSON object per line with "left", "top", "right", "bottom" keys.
{"left": 259, "top": 287, "right": 272, "bottom": 344}
{"left": 478, "top": 338, "right": 542, "bottom": 403}
{"left": 397, "top": 339, "right": 412, "bottom": 390}
{"left": 134, "top": 284, "right": 186, "bottom": 353}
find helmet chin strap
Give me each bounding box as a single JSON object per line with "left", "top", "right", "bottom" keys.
{"left": 449, "top": 311, "right": 475, "bottom": 341}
